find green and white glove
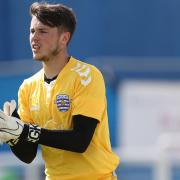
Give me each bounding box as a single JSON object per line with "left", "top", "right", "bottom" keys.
{"left": 0, "top": 110, "right": 24, "bottom": 144}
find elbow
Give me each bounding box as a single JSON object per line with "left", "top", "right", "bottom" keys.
{"left": 75, "top": 135, "right": 93, "bottom": 153}
{"left": 15, "top": 152, "right": 36, "bottom": 164}
{"left": 75, "top": 148, "right": 86, "bottom": 153}
{"left": 12, "top": 152, "right": 35, "bottom": 164}
{"left": 75, "top": 142, "right": 90, "bottom": 153}
{"left": 23, "top": 153, "right": 36, "bottom": 163}
{"left": 24, "top": 158, "right": 34, "bottom": 164}
{"left": 19, "top": 156, "right": 35, "bottom": 164}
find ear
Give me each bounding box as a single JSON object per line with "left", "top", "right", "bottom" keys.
{"left": 60, "top": 32, "right": 71, "bottom": 46}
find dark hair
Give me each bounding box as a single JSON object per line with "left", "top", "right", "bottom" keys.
{"left": 30, "top": 2, "right": 76, "bottom": 40}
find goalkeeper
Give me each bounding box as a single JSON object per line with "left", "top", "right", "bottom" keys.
{"left": 0, "top": 2, "right": 119, "bottom": 180}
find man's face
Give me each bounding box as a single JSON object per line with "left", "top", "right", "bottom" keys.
{"left": 30, "top": 16, "right": 62, "bottom": 61}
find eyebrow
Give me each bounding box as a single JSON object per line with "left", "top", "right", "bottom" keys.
{"left": 30, "top": 27, "right": 49, "bottom": 31}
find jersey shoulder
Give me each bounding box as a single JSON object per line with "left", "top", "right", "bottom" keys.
{"left": 71, "top": 57, "right": 102, "bottom": 74}
{"left": 20, "top": 69, "right": 43, "bottom": 89}
{"left": 70, "top": 57, "right": 104, "bottom": 87}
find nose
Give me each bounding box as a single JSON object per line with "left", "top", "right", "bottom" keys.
{"left": 31, "top": 31, "right": 39, "bottom": 42}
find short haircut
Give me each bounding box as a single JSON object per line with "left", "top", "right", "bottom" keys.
{"left": 30, "top": 2, "right": 76, "bottom": 40}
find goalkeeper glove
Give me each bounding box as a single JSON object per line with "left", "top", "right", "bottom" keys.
{"left": 0, "top": 100, "right": 21, "bottom": 145}
{"left": 0, "top": 111, "right": 41, "bottom": 146}
{"left": 0, "top": 110, "right": 24, "bottom": 143}
{"left": 0, "top": 100, "right": 41, "bottom": 146}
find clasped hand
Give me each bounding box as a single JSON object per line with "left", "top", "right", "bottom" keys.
{"left": 0, "top": 100, "right": 24, "bottom": 144}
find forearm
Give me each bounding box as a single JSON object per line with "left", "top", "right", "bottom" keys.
{"left": 21, "top": 115, "right": 98, "bottom": 153}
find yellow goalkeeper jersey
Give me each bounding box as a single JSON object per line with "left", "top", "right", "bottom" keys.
{"left": 18, "top": 56, "right": 119, "bottom": 180}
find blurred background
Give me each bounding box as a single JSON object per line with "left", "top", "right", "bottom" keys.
{"left": 1, "top": 0, "right": 180, "bottom": 179}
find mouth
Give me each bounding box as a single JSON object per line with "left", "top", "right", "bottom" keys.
{"left": 32, "top": 43, "right": 40, "bottom": 52}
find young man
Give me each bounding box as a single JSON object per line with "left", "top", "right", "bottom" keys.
{"left": 0, "top": 2, "right": 119, "bottom": 180}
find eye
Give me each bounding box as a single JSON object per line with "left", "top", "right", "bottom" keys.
{"left": 39, "top": 30, "right": 48, "bottom": 34}
{"left": 30, "top": 29, "right": 35, "bottom": 34}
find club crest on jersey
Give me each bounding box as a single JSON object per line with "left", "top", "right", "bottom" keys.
{"left": 56, "top": 94, "right": 70, "bottom": 112}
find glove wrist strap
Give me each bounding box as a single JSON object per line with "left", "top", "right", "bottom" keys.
{"left": 27, "top": 124, "right": 41, "bottom": 143}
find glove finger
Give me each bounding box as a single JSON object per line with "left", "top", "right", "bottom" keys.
{"left": 3, "top": 101, "right": 10, "bottom": 116}
{"left": 10, "top": 100, "right": 16, "bottom": 116}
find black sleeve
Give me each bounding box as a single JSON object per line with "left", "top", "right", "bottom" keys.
{"left": 10, "top": 110, "right": 38, "bottom": 164}
{"left": 38, "top": 115, "right": 99, "bottom": 153}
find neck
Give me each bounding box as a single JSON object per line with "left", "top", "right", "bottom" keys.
{"left": 43, "top": 52, "right": 70, "bottom": 79}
